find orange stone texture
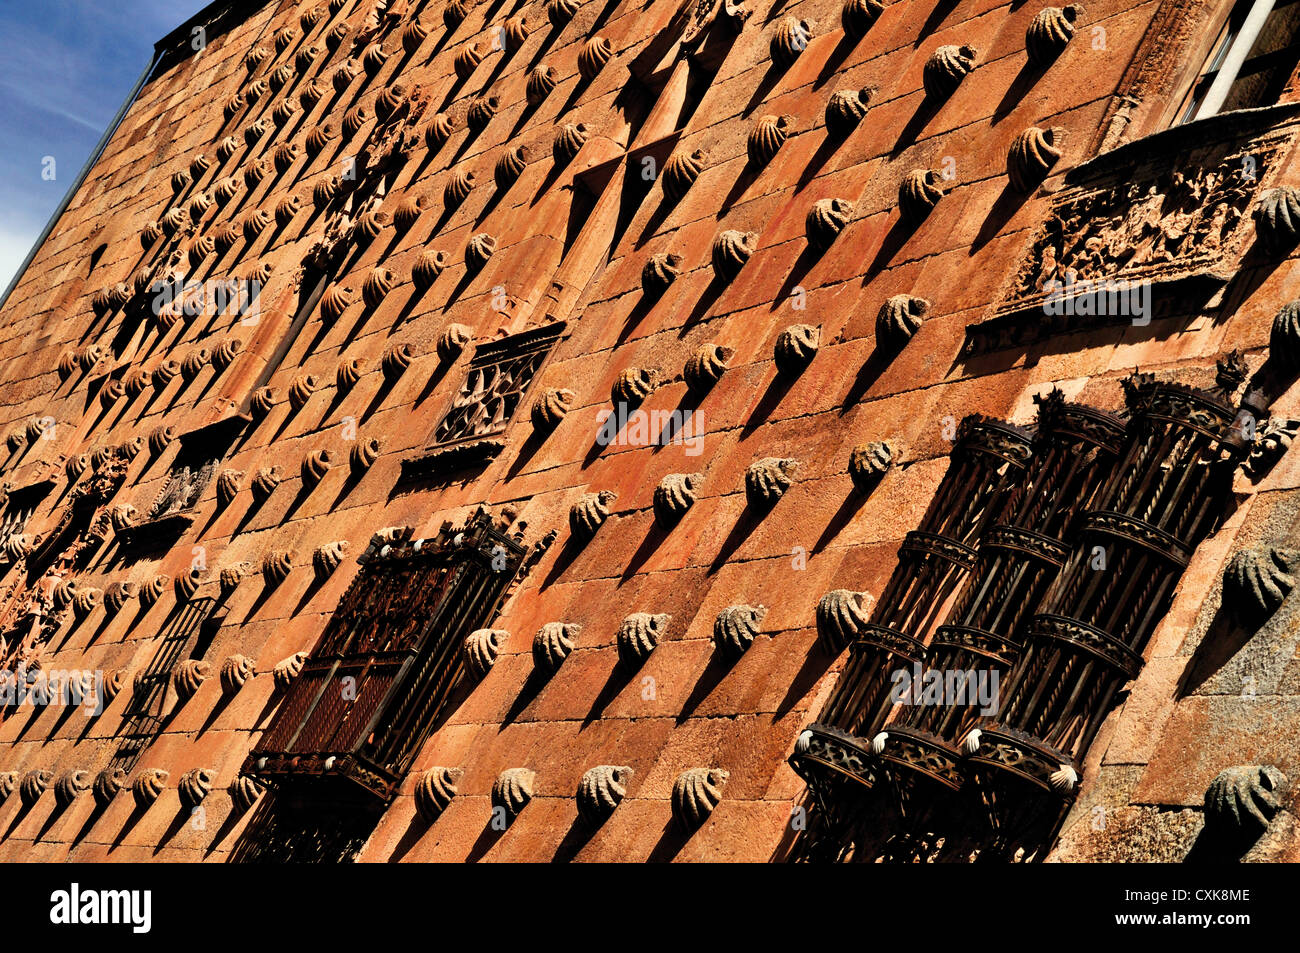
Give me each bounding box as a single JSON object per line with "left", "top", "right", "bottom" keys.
{"left": 0, "top": 0, "right": 1298, "bottom": 862}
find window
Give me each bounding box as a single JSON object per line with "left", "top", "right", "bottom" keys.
{"left": 1176, "top": 0, "right": 1300, "bottom": 124}
{"left": 402, "top": 323, "right": 564, "bottom": 479}
{"left": 122, "top": 418, "right": 241, "bottom": 545}
{"left": 246, "top": 509, "right": 531, "bottom": 800}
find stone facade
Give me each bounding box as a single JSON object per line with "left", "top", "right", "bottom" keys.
{"left": 0, "top": 0, "right": 1298, "bottom": 862}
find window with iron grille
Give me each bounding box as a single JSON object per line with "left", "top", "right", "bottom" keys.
{"left": 245, "top": 508, "right": 530, "bottom": 801}
{"left": 402, "top": 323, "right": 565, "bottom": 479}
{"left": 1175, "top": 0, "right": 1300, "bottom": 124}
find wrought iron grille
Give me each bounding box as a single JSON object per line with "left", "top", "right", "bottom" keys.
{"left": 245, "top": 508, "right": 528, "bottom": 800}
{"left": 111, "top": 596, "right": 216, "bottom": 773}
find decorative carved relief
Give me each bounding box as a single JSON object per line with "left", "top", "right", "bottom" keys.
{"left": 350, "top": 437, "right": 381, "bottom": 472}
{"left": 92, "top": 768, "right": 127, "bottom": 808}
{"left": 848, "top": 441, "right": 893, "bottom": 494}
{"left": 577, "top": 765, "right": 632, "bottom": 824}
{"left": 713, "top": 604, "right": 767, "bottom": 658}
{"left": 132, "top": 769, "right": 168, "bottom": 808}
{"left": 230, "top": 774, "right": 264, "bottom": 813}
{"left": 444, "top": 168, "right": 476, "bottom": 209}
{"left": 775, "top": 324, "right": 820, "bottom": 374}
{"left": 140, "top": 574, "right": 168, "bottom": 606}
{"left": 465, "top": 628, "right": 508, "bottom": 680}
{"left": 466, "top": 96, "right": 498, "bottom": 132}
{"left": 876, "top": 294, "right": 929, "bottom": 349}
{"left": 684, "top": 343, "right": 732, "bottom": 393}
{"left": 617, "top": 612, "right": 671, "bottom": 667}
{"left": 1245, "top": 416, "right": 1298, "bottom": 479}
{"left": 436, "top": 324, "right": 471, "bottom": 362}
{"left": 923, "top": 44, "right": 977, "bottom": 99}
{"left": 711, "top": 229, "right": 756, "bottom": 282}
{"left": 262, "top": 550, "right": 294, "bottom": 585}
{"left": 54, "top": 770, "right": 88, "bottom": 807}
{"left": 466, "top": 232, "right": 497, "bottom": 270}
{"left": 807, "top": 198, "right": 852, "bottom": 251}
{"left": 178, "top": 768, "right": 214, "bottom": 808}
{"left": 492, "top": 768, "right": 535, "bottom": 820}
{"left": 414, "top": 767, "right": 463, "bottom": 821}
{"left": 495, "top": 146, "right": 530, "bottom": 189}
{"left": 578, "top": 36, "right": 612, "bottom": 80}
{"left": 301, "top": 449, "right": 333, "bottom": 485}
{"left": 273, "top": 651, "right": 307, "bottom": 691}
{"left": 663, "top": 149, "right": 706, "bottom": 202}
{"left": 770, "top": 17, "right": 813, "bottom": 69}
{"left": 745, "top": 457, "right": 797, "bottom": 509}
{"left": 654, "top": 473, "right": 700, "bottom": 527}
{"left": 533, "top": 621, "right": 580, "bottom": 674}
{"left": 220, "top": 654, "right": 256, "bottom": 694}
{"left": 1204, "top": 765, "right": 1287, "bottom": 839}
{"left": 1027, "top": 5, "right": 1081, "bottom": 66}
{"left": 173, "top": 659, "right": 211, "bottom": 700}
{"left": 641, "top": 253, "right": 682, "bottom": 296}
{"left": 672, "top": 767, "right": 728, "bottom": 828}
{"left": 175, "top": 567, "right": 204, "bottom": 601}
{"left": 1008, "top": 127, "right": 1063, "bottom": 192}
{"left": 1255, "top": 186, "right": 1300, "bottom": 253}
{"left": 748, "top": 114, "right": 791, "bottom": 165}
{"left": 899, "top": 170, "right": 944, "bottom": 223}
{"left": 816, "top": 589, "right": 873, "bottom": 654}
{"left": 570, "top": 490, "right": 616, "bottom": 539}
{"left": 412, "top": 250, "right": 448, "bottom": 289}
{"left": 531, "top": 388, "right": 575, "bottom": 432}
{"left": 1224, "top": 547, "right": 1298, "bottom": 623}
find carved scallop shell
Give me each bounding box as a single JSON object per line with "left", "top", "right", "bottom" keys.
{"left": 531, "top": 387, "right": 575, "bottom": 431}
{"left": 305, "top": 125, "right": 334, "bottom": 157}
{"left": 263, "top": 549, "right": 294, "bottom": 585}
{"left": 336, "top": 357, "right": 366, "bottom": 392}
{"left": 662, "top": 149, "right": 706, "bottom": 203}
{"left": 527, "top": 65, "right": 558, "bottom": 105}
{"left": 214, "top": 469, "right": 242, "bottom": 509}
{"left": 342, "top": 104, "right": 369, "bottom": 139}
{"left": 414, "top": 767, "right": 463, "bottom": 821}
{"left": 771, "top": 17, "right": 813, "bottom": 69}
{"left": 444, "top": 0, "right": 471, "bottom": 27}
{"left": 653, "top": 473, "right": 700, "bottom": 528}
{"left": 491, "top": 768, "right": 535, "bottom": 820}
{"left": 684, "top": 344, "right": 733, "bottom": 394}
{"left": 553, "top": 121, "right": 589, "bottom": 165}
{"left": 180, "top": 348, "right": 211, "bottom": 381}
{"left": 641, "top": 252, "right": 683, "bottom": 296}
{"left": 3, "top": 534, "right": 31, "bottom": 561}
{"left": 548, "top": 0, "right": 581, "bottom": 25}
{"left": 220, "top": 655, "right": 256, "bottom": 694}
{"left": 1027, "top": 5, "right": 1081, "bottom": 66}
{"left": 616, "top": 613, "right": 671, "bottom": 668}
{"left": 250, "top": 466, "right": 282, "bottom": 503}
{"left": 271, "top": 98, "right": 298, "bottom": 128}
{"left": 816, "top": 588, "right": 873, "bottom": 653}
{"left": 216, "top": 135, "right": 240, "bottom": 161}
{"left": 242, "top": 208, "right": 271, "bottom": 242}
{"left": 444, "top": 168, "right": 476, "bottom": 209}
{"left": 1255, "top": 187, "right": 1300, "bottom": 254}
{"left": 66, "top": 451, "right": 89, "bottom": 479}
{"left": 1007, "top": 126, "right": 1062, "bottom": 192}
{"left": 382, "top": 341, "right": 415, "bottom": 378}
{"left": 842, "top": 0, "right": 883, "bottom": 39}
{"left": 178, "top": 768, "right": 214, "bottom": 808}
{"left": 746, "top": 457, "right": 797, "bottom": 509}
{"left": 220, "top": 563, "right": 249, "bottom": 594}
{"left": 374, "top": 82, "right": 407, "bottom": 124}
{"left": 1224, "top": 547, "right": 1299, "bottom": 622}
{"left": 612, "top": 367, "right": 658, "bottom": 405}
{"left": 104, "top": 582, "right": 137, "bottom": 613}
{"left": 923, "top": 44, "right": 977, "bottom": 100}
{"left": 826, "top": 87, "right": 871, "bottom": 139}
{"left": 288, "top": 373, "right": 318, "bottom": 410}
{"left": 361, "top": 41, "right": 388, "bottom": 75}
{"left": 1271, "top": 300, "right": 1300, "bottom": 370}
{"left": 93, "top": 768, "right": 128, "bottom": 808}
{"left": 577, "top": 765, "right": 632, "bottom": 825}
{"left": 392, "top": 194, "right": 425, "bottom": 233}
{"left": 100, "top": 378, "right": 126, "bottom": 407}
{"left": 132, "top": 769, "right": 168, "bottom": 808}
{"left": 361, "top": 268, "right": 397, "bottom": 309}
{"left": 466, "top": 232, "right": 497, "bottom": 270}
{"left": 748, "top": 114, "right": 791, "bottom": 165}
{"left": 876, "top": 294, "right": 930, "bottom": 349}
{"left": 350, "top": 437, "right": 381, "bottom": 472}
{"left": 300, "top": 449, "right": 333, "bottom": 486}
{"left": 1204, "top": 764, "right": 1287, "bottom": 836}
{"left": 713, "top": 604, "right": 767, "bottom": 658}
{"left": 412, "top": 250, "right": 448, "bottom": 289}
{"left": 672, "top": 767, "right": 729, "bottom": 829}
{"left": 320, "top": 284, "right": 353, "bottom": 323}
{"left": 466, "top": 95, "right": 498, "bottom": 131}
{"left": 274, "top": 651, "right": 307, "bottom": 691}
{"left": 172, "top": 659, "right": 212, "bottom": 699}
{"left": 249, "top": 386, "right": 276, "bottom": 417}
{"left": 438, "top": 325, "right": 471, "bottom": 360}
{"left": 140, "top": 574, "right": 168, "bottom": 606}
{"left": 569, "top": 491, "right": 613, "bottom": 543}
{"left": 0, "top": 772, "right": 15, "bottom": 802}
{"left": 333, "top": 57, "right": 359, "bottom": 91}
{"left": 775, "top": 323, "right": 821, "bottom": 374}
{"left": 711, "top": 229, "right": 756, "bottom": 282}
{"left": 230, "top": 774, "right": 264, "bottom": 813}
{"left": 465, "top": 628, "right": 508, "bottom": 680}
{"left": 244, "top": 117, "right": 269, "bottom": 146}
{"left": 453, "top": 43, "right": 482, "bottom": 80}
{"left": 54, "top": 770, "right": 89, "bottom": 807}
{"left": 577, "top": 36, "right": 612, "bottom": 80}
{"left": 494, "top": 145, "right": 530, "bottom": 190}
{"left": 175, "top": 567, "right": 204, "bottom": 601}
{"left": 313, "top": 540, "right": 350, "bottom": 578}
{"left": 402, "top": 19, "right": 429, "bottom": 52}
{"left": 806, "top": 198, "right": 852, "bottom": 251}
{"left": 849, "top": 441, "right": 894, "bottom": 493}
{"left": 20, "top": 769, "right": 52, "bottom": 806}
{"left": 899, "top": 169, "right": 944, "bottom": 223}
{"left": 532, "top": 621, "right": 580, "bottom": 674}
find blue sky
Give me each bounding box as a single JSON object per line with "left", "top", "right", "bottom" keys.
{"left": 0, "top": 1, "right": 211, "bottom": 295}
